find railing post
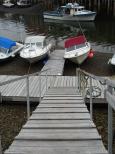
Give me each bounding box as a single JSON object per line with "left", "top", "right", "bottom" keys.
{"left": 26, "top": 76, "right": 30, "bottom": 120}
{"left": 39, "top": 74, "right": 41, "bottom": 104}
{"left": 46, "top": 72, "right": 48, "bottom": 91}
{"left": 0, "top": 135, "right": 2, "bottom": 154}
{"left": 76, "top": 69, "right": 78, "bottom": 89}
{"left": 108, "top": 85, "right": 113, "bottom": 154}
{"left": 79, "top": 72, "right": 81, "bottom": 92}
{"left": 0, "top": 92, "right": 2, "bottom": 103}
{"left": 90, "top": 76, "right": 93, "bottom": 120}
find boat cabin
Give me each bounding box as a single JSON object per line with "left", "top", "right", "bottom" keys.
{"left": 65, "top": 35, "right": 87, "bottom": 52}
{"left": 24, "top": 36, "right": 46, "bottom": 49}
{"left": 61, "top": 3, "right": 85, "bottom": 15}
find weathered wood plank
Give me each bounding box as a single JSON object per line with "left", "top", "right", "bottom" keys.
{"left": 23, "top": 123, "right": 95, "bottom": 129}
{"left": 30, "top": 113, "right": 90, "bottom": 120}
{"left": 34, "top": 108, "right": 88, "bottom": 113}
{"left": 38, "top": 104, "right": 86, "bottom": 108}
{"left": 41, "top": 99, "right": 84, "bottom": 104}
{"left": 11, "top": 140, "right": 105, "bottom": 148}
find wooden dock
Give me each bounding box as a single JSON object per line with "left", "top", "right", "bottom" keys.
{"left": 0, "top": 75, "right": 106, "bottom": 102}
{"left": 4, "top": 87, "right": 108, "bottom": 154}
{"left": 41, "top": 49, "right": 65, "bottom": 75}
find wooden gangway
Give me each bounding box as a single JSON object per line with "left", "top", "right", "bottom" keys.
{"left": 4, "top": 87, "right": 108, "bottom": 154}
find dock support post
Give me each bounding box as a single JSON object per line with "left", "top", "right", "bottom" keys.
{"left": 39, "top": 74, "right": 41, "bottom": 104}
{"left": 108, "top": 86, "right": 113, "bottom": 154}
{"left": 89, "top": 77, "right": 93, "bottom": 120}
{"left": 26, "top": 76, "right": 30, "bottom": 120}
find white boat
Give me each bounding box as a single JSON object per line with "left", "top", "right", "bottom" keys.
{"left": 17, "top": 0, "right": 31, "bottom": 7}
{"left": 2, "top": 0, "right": 14, "bottom": 7}
{"left": 0, "top": 36, "right": 23, "bottom": 61}
{"left": 43, "top": 3, "right": 96, "bottom": 21}
{"left": 108, "top": 54, "right": 115, "bottom": 66}
{"left": 64, "top": 35, "right": 94, "bottom": 64}
{"left": 20, "top": 36, "right": 52, "bottom": 63}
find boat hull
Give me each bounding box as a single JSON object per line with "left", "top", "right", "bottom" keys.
{"left": 22, "top": 52, "right": 48, "bottom": 64}
{"left": 2, "top": 2, "right": 14, "bottom": 7}
{"left": 0, "top": 42, "right": 23, "bottom": 62}
{"left": 44, "top": 13, "right": 96, "bottom": 21}
{"left": 68, "top": 52, "right": 89, "bottom": 64}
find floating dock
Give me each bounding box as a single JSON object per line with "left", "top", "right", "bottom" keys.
{"left": 0, "top": 75, "right": 106, "bottom": 102}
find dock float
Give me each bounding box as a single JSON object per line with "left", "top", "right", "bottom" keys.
{"left": 4, "top": 87, "right": 108, "bottom": 154}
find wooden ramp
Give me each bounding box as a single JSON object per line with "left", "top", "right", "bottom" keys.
{"left": 41, "top": 49, "right": 65, "bottom": 75}
{"left": 5, "top": 87, "right": 108, "bottom": 154}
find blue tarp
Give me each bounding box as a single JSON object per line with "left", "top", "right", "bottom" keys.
{"left": 0, "top": 36, "right": 16, "bottom": 49}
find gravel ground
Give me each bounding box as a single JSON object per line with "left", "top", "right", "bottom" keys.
{"left": 0, "top": 103, "right": 36, "bottom": 152}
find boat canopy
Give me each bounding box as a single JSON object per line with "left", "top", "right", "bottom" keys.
{"left": 65, "top": 35, "right": 86, "bottom": 48}
{"left": 0, "top": 36, "right": 16, "bottom": 49}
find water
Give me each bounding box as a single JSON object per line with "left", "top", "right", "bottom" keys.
{"left": 0, "top": 12, "right": 115, "bottom": 54}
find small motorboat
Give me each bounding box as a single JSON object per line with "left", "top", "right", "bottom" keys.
{"left": 0, "top": 36, "right": 23, "bottom": 61}
{"left": 2, "top": 0, "right": 14, "bottom": 7}
{"left": 64, "top": 35, "right": 93, "bottom": 64}
{"left": 44, "top": 2, "right": 96, "bottom": 21}
{"left": 17, "top": 0, "right": 31, "bottom": 7}
{"left": 108, "top": 54, "right": 115, "bottom": 66}
{"left": 20, "top": 35, "right": 52, "bottom": 63}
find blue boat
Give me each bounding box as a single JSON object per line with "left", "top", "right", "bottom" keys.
{"left": 44, "top": 3, "right": 96, "bottom": 21}
{"left": 0, "top": 36, "right": 23, "bottom": 61}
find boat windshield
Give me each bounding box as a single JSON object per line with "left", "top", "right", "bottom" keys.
{"left": 0, "top": 47, "right": 8, "bottom": 54}
{"left": 25, "top": 43, "right": 30, "bottom": 47}
{"left": 25, "top": 42, "right": 42, "bottom": 48}
{"left": 66, "top": 43, "right": 86, "bottom": 52}
{"left": 36, "top": 42, "right": 42, "bottom": 47}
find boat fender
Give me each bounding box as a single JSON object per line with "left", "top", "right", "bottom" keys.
{"left": 11, "top": 54, "right": 15, "bottom": 58}
{"left": 88, "top": 49, "right": 94, "bottom": 58}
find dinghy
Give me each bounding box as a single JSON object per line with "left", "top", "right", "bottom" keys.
{"left": 20, "top": 35, "right": 52, "bottom": 63}
{"left": 64, "top": 35, "right": 93, "bottom": 64}
{"left": 0, "top": 36, "right": 23, "bottom": 61}
{"left": 2, "top": 0, "right": 14, "bottom": 7}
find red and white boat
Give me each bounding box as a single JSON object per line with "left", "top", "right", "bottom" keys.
{"left": 64, "top": 35, "right": 93, "bottom": 64}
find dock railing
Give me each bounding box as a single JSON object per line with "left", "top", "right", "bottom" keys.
{"left": 0, "top": 68, "right": 58, "bottom": 120}
{"left": 77, "top": 68, "right": 115, "bottom": 154}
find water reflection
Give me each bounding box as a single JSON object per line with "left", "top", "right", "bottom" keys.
{"left": 0, "top": 12, "right": 115, "bottom": 53}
